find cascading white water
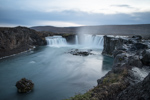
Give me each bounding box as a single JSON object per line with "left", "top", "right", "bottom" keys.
{"left": 81, "top": 34, "right": 104, "bottom": 48}
{"left": 45, "top": 36, "right": 67, "bottom": 47}
{"left": 45, "top": 34, "right": 103, "bottom": 48}
{"left": 75, "top": 35, "right": 79, "bottom": 45}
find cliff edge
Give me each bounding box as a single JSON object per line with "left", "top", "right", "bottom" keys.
{"left": 0, "top": 26, "right": 46, "bottom": 58}
{"left": 67, "top": 35, "right": 150, "bottom": 100}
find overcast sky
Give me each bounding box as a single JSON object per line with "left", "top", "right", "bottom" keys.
{"left": 0, "top": 0, "right": 150, "bottom": 27}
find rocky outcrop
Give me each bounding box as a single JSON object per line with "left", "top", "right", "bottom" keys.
{"left": 141, "top": 49, "right": 150, "bottom": 66}
{"left": 68, "top": 49, "right": 93, "bottom": 56}
{"left": 67, "top": 35, "right": 150, "bottom": 100}
{"left": 96, "top": 35, "right": 150, "bottom": 100}
{"left": 16, "top": 78, "right": 34, "bottom": 93}
{"left": 102, "top": 35, "right": 150, "bottom": 57}
{"left": 102, "top": 36, "right": 130, "bottom": 56}
{"left": 31, "top": 30, "right": 76, "bottom": 44}
{"left": 0, "top": 26, "right": 46, "bottom": 58}
{"left": 117, "top": 73, "right": 150, "bottom": 100}
{"left": 62, "top": 34, "right": 76, "bottom": 44}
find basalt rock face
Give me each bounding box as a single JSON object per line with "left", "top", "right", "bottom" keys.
{"left": 141, "top": 49, "right": 150, "bottom": 66}
{"left": 102, "top": 36, "right": 130, "bottom": 56}
{"left": 0, "top": 26, "right": 46, "bottom": 58}
{"left": 98, "top": 35, "right": 150, "bottom": 100}
{"left": 62, "top": 34, "right": 76, "bottom": 44}
{"left": 117, "top": 73, "right": 150, "bottom": 100}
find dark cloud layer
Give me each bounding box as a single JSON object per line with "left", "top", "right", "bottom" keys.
{"left": 111, "top": 4, "right": 133, "bottom": 8}
{"left": 0, "top": 8, "right": 150, "bottom": 26}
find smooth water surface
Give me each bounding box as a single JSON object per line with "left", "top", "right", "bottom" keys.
{"left": 0, "top": 45, "right": 113, "bottom": 100}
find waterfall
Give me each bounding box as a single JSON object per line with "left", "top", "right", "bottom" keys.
{"left": 75, "top": 35, "right": 79, "bottom": 45}
{"left": 45, "top": 36, "right": 67, "bottom": 47}
{"left": 81, "top": 34, "right": 104, "bottom": 48}
{"left": 45, "top": 35, "right": 103, "bottom": 48}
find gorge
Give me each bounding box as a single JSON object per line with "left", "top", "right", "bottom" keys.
{"left": 0, "top": 27, "right": 113, "bottom": 100}
{"left": 0, "top": 26, "right": 150, "bottom": 100}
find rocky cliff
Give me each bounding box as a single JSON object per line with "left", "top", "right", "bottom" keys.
{"left": 117, "top": 73, "right": 150, "bottom": 100}
{"left": 0, "top": 26, "right": 46, "bottom": 58}
{"left": 98, "top": 35, "right": 150, "bottom": 100}
{"left": 67, "top": 35, "right": 150, "bottom": 100}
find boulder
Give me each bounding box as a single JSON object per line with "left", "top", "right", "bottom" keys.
{"left": 117, "top": 73, "right": 150, "bottom": 100}
{"left": 141, "top": 49, "right": 150, "bottom": 66}
{"left": 132, "top": 35, "right": 142, "bottom": 42}
{"left": 128, "top": 55, "right": 143, "bottom": 68}
{"left": 113, "top": 53, "right": 128, "bottom": 67}
{"left": 130, "top": 43, "right": 148, "bottom": 51}
{"left": 113, "top": 50, "right": 126, "bottom": 58}
{"left": 16, "top": 78, "right": 34, "bottom": 93}
{"left": 69, "top": 49, "right": 93, "bottom": 56}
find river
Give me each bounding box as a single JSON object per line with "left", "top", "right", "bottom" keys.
{"left": 0, "top": 35, "right": 113, "bottom": 100}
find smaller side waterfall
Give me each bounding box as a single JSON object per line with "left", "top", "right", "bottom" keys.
{"left": 45, "top": 36, "right": 67, "bottom": 47}
{"left": 75, "top": 35, "right": 79, "bottom": 45}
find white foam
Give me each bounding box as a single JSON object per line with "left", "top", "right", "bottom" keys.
{"left": 45, "top": 36, "right": 67, "bottom": 47}
{"left": 29, "top": 61, "right": 36, "bottom": 64}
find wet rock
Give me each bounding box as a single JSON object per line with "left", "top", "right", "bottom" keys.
{"left": 128, "top": 55, "right": 143, "bottom": 68}
{"left": 130, "top": 43, "right": 148, "bottom": 51}
{"left": 69, "top": 49, "right": 93, "bottom": 56}
{"left": 102, "top": 36, "right": 118, "bottom": 56}
{"left": 141, "top": 49, "right": 150, "bottom": 66}
{"left": 113, "top": 50, "right": 126, "bottom": 58}
{"left": 113, "top": 53, "right": 128, "bottom": 67}
{"left": 16, "top": 78, "right": 34, "bottom": 93}
{"left": 132, "top": 35, "right": 142, "bottom": 42}
{"left": 102, "top": 36, "right": 130, "bottom": 56}
{"left": 62, "top": 34, "right": 76, "bottom": 44}
{"left": 117, "top": 73, "right": 150, "bottom": 100}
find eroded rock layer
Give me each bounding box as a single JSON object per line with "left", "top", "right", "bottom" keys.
{"left": 0, "top": 26, "right": 46, "bottom": 58}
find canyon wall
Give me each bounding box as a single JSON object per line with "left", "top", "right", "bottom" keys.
{"left": 0, "top": 26, "right": 46, "bottom": 58}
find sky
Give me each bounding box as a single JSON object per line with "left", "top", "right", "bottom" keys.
{"left": 0, "top": 0, "right": 150, "bottom": 27}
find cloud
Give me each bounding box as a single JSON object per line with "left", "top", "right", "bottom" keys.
{"left": 35, "top": 21, "right": 83, "bottom": 27}
{"left": 0, "top": 8, "right": 150, "bottom": 27}
{"left": 111, "top": 4, "right": 133, "bottom": 8}
{"left": 1, "top": 0, "right": 150, "bottom": 14}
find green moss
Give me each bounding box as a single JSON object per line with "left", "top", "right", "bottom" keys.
{"left": 62, "top": 33, "right": 74, "bottom": 37}
{"left": 65, "top": 68, "right": 128, "bottom": 100}
{"left": 119, "top": 57, "right": 123, "bottom": 61}
{"left": 102, "top": 68, "right": 128, "bottom": 85}
{"left": 65, "top": 91, "right": 95, "bottom": 100}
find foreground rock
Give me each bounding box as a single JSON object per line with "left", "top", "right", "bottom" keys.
{"left": 0, "top": 26, "right": 46, "bottom": 58}
{"left": 16, "top": 78, "right": 34, "bottom": 93}
{"left": 68, "top": 49, "right": 93, "bottom": 56}
{"left": 117, "top": 73, "right": 150, "bottom": 100}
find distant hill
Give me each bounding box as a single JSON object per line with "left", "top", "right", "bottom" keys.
{"left": 31, "top": 26, "right": 76, "bottom": 34}
{"left": 31, "top": 24, "right": 150, "bottom": 36}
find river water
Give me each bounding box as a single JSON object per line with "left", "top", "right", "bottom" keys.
{"left": 0, "top": 35, "right": 113, "bottom": 100}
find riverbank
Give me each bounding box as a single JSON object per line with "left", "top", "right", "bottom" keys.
{"left": 0, "top": 26, "right": 47, "bottom": 58}
{"left": 66, "top": 35, "right": 150, "bottom": 100}
{"left": 0, "top": 26, "right": 75, "bottom": 59}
